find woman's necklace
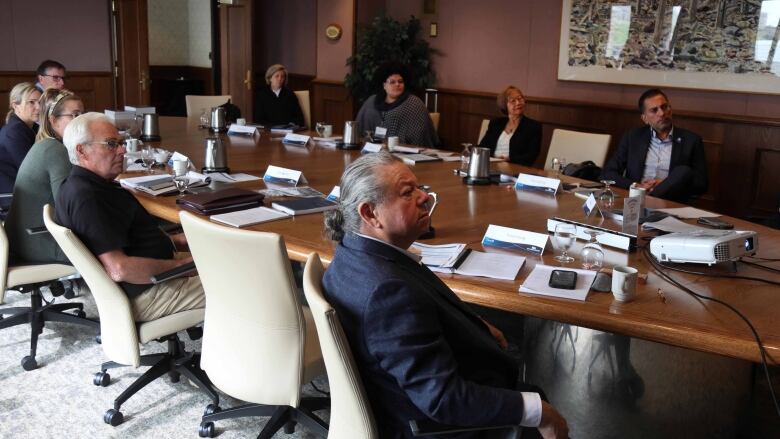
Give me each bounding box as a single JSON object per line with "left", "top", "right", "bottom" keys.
{"left": 505, "top": 117, "right": 520, "bottom": 134}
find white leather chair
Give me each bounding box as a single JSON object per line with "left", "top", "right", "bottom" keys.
{"left": 302, "top": 252, "right": 378, "bottom": 438}
{"left": 185, "top": 95, "right": 232, "bottom": 118}
{"left": 43, "top": 205, "right": 217, "bottom": 426}
{"left": 478, "top": 119, "right": 490, "bottom": 144}
{"left": 294, "top": 90, "right": 311, "bottom": 129}
{"left": 179, "top": 212, "right": 327, "bottom": 438}
{"left": 301, "top": 252, "right": 522, "bottom": 438}
{"left": 430, "top": 112, "right": 441, "bottom": 134}
{"left": 0, "top": 214, "right": 97, "bottom": 371}
{"left": 544, "top": 128, "right": 612, "bottom": 170}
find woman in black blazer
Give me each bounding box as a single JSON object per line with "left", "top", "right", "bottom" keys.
{"left": 479, "top": 86, "right": 541, "bottom": 166}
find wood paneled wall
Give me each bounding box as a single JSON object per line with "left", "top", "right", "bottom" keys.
{"left": 431, "top": 88, "right": 780, "bottom": 219}
{"left": 311, "top": 85, "right": 780, "bottom": 219}
{"left": 0, "top": 72, "right": 115, "bottom": 116}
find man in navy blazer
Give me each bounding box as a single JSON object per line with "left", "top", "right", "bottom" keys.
{"left": 601, "top": 89, "right": 707, "bottom": 202}
{"left": 322, "top": 152, "right": 568, "bottom": 439}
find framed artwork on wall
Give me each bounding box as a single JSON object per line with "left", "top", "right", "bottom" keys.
{"left": 558, "top": 0, "right": 780, "bottom": 95}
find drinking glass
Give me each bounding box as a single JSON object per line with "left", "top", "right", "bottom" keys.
{"left": 460, "top": 143, "right": 473, "bottom": 173}
{"left": 554, "top": 223, "right": 577, "bottom": 263}
{"left": 599, "top": 180, "right": 616, "bottom": 209}
{"left": 140, "top": 146, "right": 155, "bottom": 174}
{"left": 172, "top": 174, "right": 190, "bottom": 197}
{"left": 315, "top": 122, "right": 326, "bottom": 137}
{"left": 199, "top": 108, "right": 209, "bottom": 129}
{"left": 581, "top": 229, "right": 605, "bottom": 270}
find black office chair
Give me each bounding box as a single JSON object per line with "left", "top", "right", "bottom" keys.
{"left": 0, "top": 208, "right": 99, "bottom": 370}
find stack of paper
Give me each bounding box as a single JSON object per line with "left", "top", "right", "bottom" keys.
{"left": 119, "top": 172, "right": 210, "bottom": 196}
{"left": 409, "top": 242, "right": 468, "bottom": 268}
{"left": 210, "top": 206, "right": 290, "bottom": 228}
{"left": 410, "top": 242, "right": 526, "bottom": 280}
{"left": 519, "top": 264, "right": 597, "bottom": 301}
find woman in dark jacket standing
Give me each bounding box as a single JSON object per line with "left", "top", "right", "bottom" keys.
{"left": 254, "top": 64, "right": 305, "bottom": 128}
{"left": 479, "top": 86, "right": 541, "bottom": 166}
{"left": 0, "top": 82, "right": 41, "bottom": 213}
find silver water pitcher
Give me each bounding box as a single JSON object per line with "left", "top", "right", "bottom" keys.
{"left": 209, "top": 107, "right": 227, "bottom": 133}
{"left": 202, "top": 137, "right": 229, "bottom": 173}
{"left": 465, "top": 147, "right": 491, "bottom": 185}
{"left": 340, "top": 121, "right": 360, "bottom": 149}
{"left": 140, "top": 113, "right": 161, "bottom": 142}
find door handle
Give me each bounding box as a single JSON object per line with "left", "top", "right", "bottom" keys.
{"left": 243, "top": 70, "right": 252, "bottom": 90}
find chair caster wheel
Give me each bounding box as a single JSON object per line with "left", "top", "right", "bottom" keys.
{"left": 95, "top": 334, "right": 102, "bottom": 344}
{"left": 74, "top": 310, "right": 86, "bottom": 318}
{"left": 169, "top": 371, "right": 181, "bottom": 383}
{"left": 94, "top": 371, "right": 110, "bottom": 387}
{"left": 199, "top": 422, "right": 215, "bottom": 438}
{"left": 64, "top": 288, "right": 76, "bottom": 299}
{"left": 203, "top": 404, "right": 221, "bottom": 416}
{"left": 104, "top": 409, "right": 123, "bottom": 426}
{"left": 21, "top": 355, "right": 37, "bottom": 371}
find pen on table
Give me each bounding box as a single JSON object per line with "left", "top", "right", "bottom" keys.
{"left": 452, "top": 249, "right": 473, "bottom": 270}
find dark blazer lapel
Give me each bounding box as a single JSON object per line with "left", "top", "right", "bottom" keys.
{"left": 670, "top": 129, "right": 685, "bottom": 167}
{"left": 632, "top": 126, "right": 651, "bottom": 179}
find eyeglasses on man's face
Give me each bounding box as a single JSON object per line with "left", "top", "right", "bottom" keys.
{"left": 88, "top": 138, "right": 126, "bottom": 150}
{"left": 42, "top": 74, "right": 66, "bottom": 82}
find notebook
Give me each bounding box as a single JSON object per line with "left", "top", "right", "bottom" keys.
{"left": 210, "top": 206, "right": 290, "bottom": 228}
{"left": 271, "top": 197, "right": 338, "bottom": 216}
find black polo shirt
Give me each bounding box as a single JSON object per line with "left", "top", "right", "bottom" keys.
{"left": 55, "top": 165, "right": 174, "bottom": 298}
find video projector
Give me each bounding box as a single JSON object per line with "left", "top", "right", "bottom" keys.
{"left": 649, "top": 230, "right": 758, "bottom": 265}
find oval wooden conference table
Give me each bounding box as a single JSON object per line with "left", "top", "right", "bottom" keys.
{"left": 129, "top": 117, "right": 780, "bottom": 366}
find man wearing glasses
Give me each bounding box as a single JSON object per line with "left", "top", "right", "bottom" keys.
{"left": 35, "top": 60, "right": 67, "bottom": 91}
{"left": 56, "top": 113, "right": 205, "bottom": 322}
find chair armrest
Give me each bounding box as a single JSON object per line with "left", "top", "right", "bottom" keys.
{"left": 150, "top": 261, "right": 197, "bottom": 284}
{"left": 26, "top": 226, "right": 50, "bottom": 235}
{"left": 409, "top": 420, "right": 520, "bottom": 437}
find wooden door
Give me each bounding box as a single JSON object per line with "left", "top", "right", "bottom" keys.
{"left": 113, "top": 0, "right": 151, "bottom": 107}
{"left": 219, "top": 0, "right": 254, "bottom": 121}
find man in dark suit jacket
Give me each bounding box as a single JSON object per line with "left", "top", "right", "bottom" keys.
{"left": 601, "top": 89, "right": 707, "bottom": 202}
{"left": 321, "top": 152, "right": 568, "bottom": 439}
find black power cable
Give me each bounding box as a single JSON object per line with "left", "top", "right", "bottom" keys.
{"left": 641, "top": 247, "right": 780, "bottom": 418}
{"left": 740, "top": 259, "right": 780, "bottom": 275}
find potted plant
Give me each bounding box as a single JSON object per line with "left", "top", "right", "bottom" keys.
{"left": 345, "top": 14, "right": 437, "bottom": 107}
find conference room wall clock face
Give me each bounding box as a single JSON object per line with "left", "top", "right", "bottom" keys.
{"left": 325, "top": 24, "right": 342, "bottom": 41}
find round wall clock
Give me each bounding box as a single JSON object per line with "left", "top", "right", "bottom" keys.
{"left": 325, "top": 24, "right": 342, "bottom": 41}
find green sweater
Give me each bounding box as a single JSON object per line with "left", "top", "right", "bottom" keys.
{"left": 5, "top": 137, "right": 72, "bottom": 264}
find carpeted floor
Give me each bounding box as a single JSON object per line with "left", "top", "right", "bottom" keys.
{"left": 0, "top": 288, "right": 328, "bottom": 439}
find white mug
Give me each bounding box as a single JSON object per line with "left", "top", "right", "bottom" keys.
{"left": 321, "top": 124, "right": 333, "bottom": 138}
{"left": 611, "top": 266, "right": 638, "bottom": 302}
{"left": 126, "top": 138, "right": 142, "bottom": 153}
{"left": 236, "top": 118, "right": 246, "bottom": 126}
{"left": 629, "top": 184, "right": 646, "bottom": 210}
{"left": 172, "top": 160, "right": 189, "bottom": 177}
{"left": 387, "top": 136, "right": 400, "bottom": 150}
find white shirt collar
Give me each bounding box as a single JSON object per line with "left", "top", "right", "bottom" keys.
{"left": 651, "top": 127, "right": 674, "bottom": 142}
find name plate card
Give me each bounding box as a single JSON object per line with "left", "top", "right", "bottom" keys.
{"left": 228, "top": 124, "right": 259, "bottom": 136}
{"left": 582, "top": 193, "right": 602, "bottom": 218}
{"left": 514, "top": 173, "right": 561, "bottom": 195}
{"left": 622, "top": 197, "right": 641, "bottom": 235}
{"left": 263, "top": 165, "right": 307, "bottom": 186}
{"left": 327, "top": 186, "right": 341, "bottom": 201}
{"left": 374, "top": 126, "right": 387, "bottom": 139}
{"left": 362, "top": 142, "right": 384, "bottom": 154}
{"left": 282, "top": 133, "right": 311, "bottom": 146}
{"left": 481, "top": 224, "right": 549, "bottom": 255}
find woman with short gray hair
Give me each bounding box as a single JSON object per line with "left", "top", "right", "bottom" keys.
{"left": 254, "top": 63, "right": 305, "bottom": 127}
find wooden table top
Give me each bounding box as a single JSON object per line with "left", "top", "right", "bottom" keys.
{"left": 131, "top": 117, "right": 780, "bottom": 364}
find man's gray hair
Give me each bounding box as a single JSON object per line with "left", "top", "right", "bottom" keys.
{"left": 324, "top": 152, "right": 403, "bottom": 242}
{"left": 63, "top": 112, "right": 111, "bottom": 165}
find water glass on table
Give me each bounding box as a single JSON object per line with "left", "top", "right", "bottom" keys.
{"left": 554, "top": 223, "right": 577, "bottom": 263}
{"left": 140, "top": 146, "right": 155, "bottom": 174}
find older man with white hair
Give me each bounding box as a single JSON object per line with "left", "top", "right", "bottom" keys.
{"left": 55, "top": 112, "right": 204, "bottom": 322}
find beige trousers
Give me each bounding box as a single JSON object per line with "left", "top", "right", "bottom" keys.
{"left": 131, "top": 275, "right": 205, "bottom": 322}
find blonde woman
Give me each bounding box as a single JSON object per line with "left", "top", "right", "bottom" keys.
{"left": 479, "top": 86, "right": 541, "bottom": 166}
{"left": 5, "top": 89, "right": 83, "bottom": 263}
{"left": 254, "top": 64, "right": 304, "bottom": 127}
{"left": 0, "top": 82, "right": 41, "bottom": 204}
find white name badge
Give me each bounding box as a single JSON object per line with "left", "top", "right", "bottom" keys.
{"left": 327, "top": 186, "right": 341, "bottom": 201}
{"left": 514, "top": 173, "right": 561, "bottom": 195}
{"left": 362, "top": 142, "right": 383, "bottom": 153}
{"left": 282, "top": 133, "right": 311, "bottom": 146}
{"left": 228, "top": 124, "right": 259, "bottom": 136}
{"left": 374, "top": 127, "right": 387, "bottom": 138}
{"left": 481, "top": 224, "right": 549, "bottom": 255}
{"left": 263, "top": 165, "right": 307, "bottom": 186}
{"left": 582, "top": 193, "right": 602, "bottom": 218}
{"left": 622, "top": 197, "right": 641, "bottom": 235}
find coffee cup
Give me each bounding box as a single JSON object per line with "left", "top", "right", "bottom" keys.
{"left": 387, "top": 136, "right": 400, "bottom": 150}
{"left": 611, "top": 266, "right": 638, "bottom": 302}
{"left": 126, "top": 138, "right": 142, "bottom": 153}
{"left": 236, "top": 118, "right": 246, "bottom": 126}
{"left": 629, "top": 184, "right": 646, "bottom": 210}
{"left": 172, "top": 160, "right": 189, "bottom": 177}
